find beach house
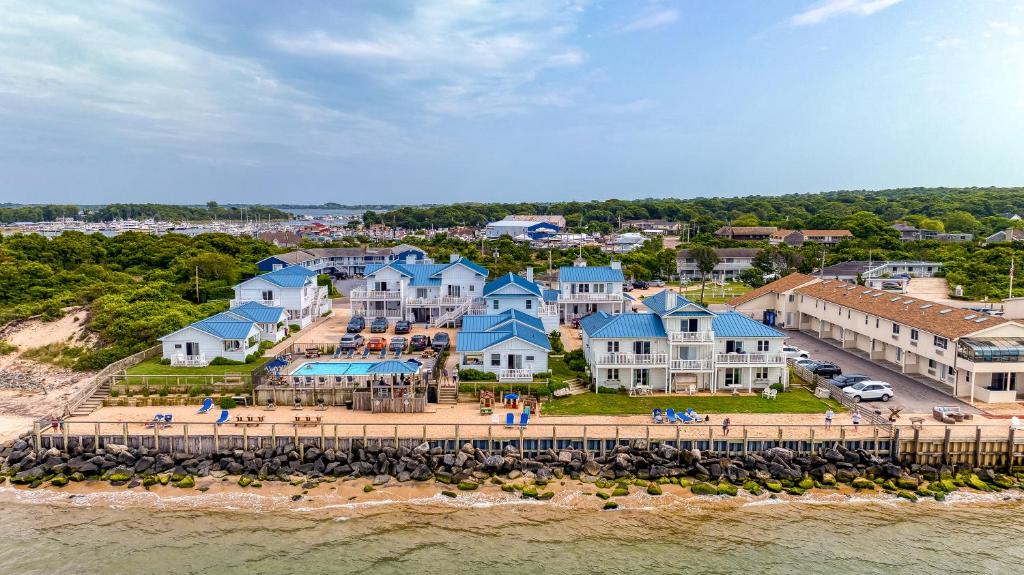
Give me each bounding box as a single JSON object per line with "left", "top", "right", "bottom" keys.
{"left": 349, "top": 254, "right": 488, "bottom": 326}
{"left": 482, "top": 269, "right": 559, "bottom": 332}
{"left": 556, "top": 260, "right": 627, "bottom": 323}
{"left": 256, "top": 245, "right": 428, "bottom": 277}
{"left": 232, "top": 266, "right": 331, "bottom": 329}
{"left": 676, "top": 248, "right": 761, "bottom": 282}
{"left": 159, "top": 312, "right": 261, "bottom": 366}
{"left": 581, "top": 290, "right": 788, "bottom": 393}
{"left": 456, "top": 310, "right": 552, "bottom": 381}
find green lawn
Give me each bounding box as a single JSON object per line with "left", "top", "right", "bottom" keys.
{"left": 125, "top": 356, "right": 269, "bottom": 377}
{"left": 544, "top": 354, "right": 584, "bottom": 382}
{"left": 543, "top": 386, "right": 841, "bottom": 416}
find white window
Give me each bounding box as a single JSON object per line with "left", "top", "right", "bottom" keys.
{"left": 934, "top": 336, "right": 948, "bottom": 350}
{"left": 755, "top": 367, "right": 768, "bottom": 380}
{"left": 910, "top": 329, "right": 919, "bottom": 341}
{"left": 525, "top": 299, "right": 533, "bottom": 310}
{"left": 607, "top": 368, "right": 620, "bottom": 381}
{"left": 892, "top": 324, "right": 900, "bottom": 335}
{"left": 756, "top": 340, "right": 770, "bottom": 352}
{"left": 492, "top": 299, "right": 500, "bottom": 310}
{"left": 606, "top": 341, "right": 619, "bottom": 353}
{"left": 490, "top": 354, "right": 501, "bottom": 367}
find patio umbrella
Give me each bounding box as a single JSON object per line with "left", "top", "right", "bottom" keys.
{"left": 266, "top": 358, "right": 288, "bottom": 370}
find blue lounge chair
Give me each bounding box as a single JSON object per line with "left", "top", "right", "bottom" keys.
{"left": 519, "top": 412, "right": 530, "bottom": 428}
{"left": 666, "top": 408, "right": 677, "bottom": 423}
{"left": 505, "top": 412, "right": 515, "bottom": 428}
{"left": 379, "top": 348, "right": 387, "bottom": 359}
{"left": 161, "top": 414, "right": 173, "bottom": 428}
{"left": 215, "top": 410, "right": 229, "bottom": 425}
{"left": 347, "top": 349, "right": 355, "bottom": 359}
{"left": 393, "top": 349, "right": 401, "bottom": 358}
{"left": 678, "top": 412, "right": 695, "bottom": 424}
{"left": 652, "top": 408, "right": 663, "bottom": 423}
{"left": 145, "top": 414, "right": 164, "bottom": 428}
{"left": 361, "top": 347, "right": 371, "bottom": 358}
{"left": 197, "top": 398, "right": 213, "bottom": 414}
{"left": 333, "top": 346, "right": 342, "bottom": 358}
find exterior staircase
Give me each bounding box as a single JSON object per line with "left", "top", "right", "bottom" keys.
{"left": 433, "top": 298, "right": 477, "bottom": 328}
{"left": 71, "top": 380, "right": 111, "bottom": 416}
{"left": 564, "top": 378, "right": 589, "bottom": 396}
{"left": 438, "top": 384, "right": 458, "bottom": 404}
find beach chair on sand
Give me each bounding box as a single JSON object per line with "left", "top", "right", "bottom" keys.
{"left": 145, "top": 414, "right": 164, "bottom": 428}
{"left": 347, "top": 349, "right": 355, "bottom": 359}
{"left": 666, "top": 408, "right": 677, "bottom": 423}
{"left": 505, "top": 412, "right": 515, "bottom": 428}
{"left": 197, "top": 398, "right": 213, "bottom": 414}
{"left": 379, "top": 348, "right": 387, "bottom": 359}
{"left": 361, "top": 347, "right": 371, "bottom": 359}
{"left": 333, "top": 346, "right": 342, "bottom": 358}
{"left": 215, "top": 410, "right": 229, "bottom": 425}
{"left": 519, "top": 411, "right": 530, "bottom": 429}
{"left": 651, "top": 408, "right": 664, "bottom": 424}
{"left": 160, "top": 414, "right": 173, "bottom": 428}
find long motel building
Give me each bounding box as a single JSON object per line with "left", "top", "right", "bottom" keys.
{"left": 580, "top": 290, "right": 789, "bottom": 393}
{"left": 728, "top": 273, "right": 1024, "bottom": 404}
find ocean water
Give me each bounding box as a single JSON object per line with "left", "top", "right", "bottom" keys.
{"left": 0, "top": 487, "right": 1020, "bottom": 575}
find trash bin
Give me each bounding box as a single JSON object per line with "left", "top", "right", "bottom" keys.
{"left": 344, "top": 400, "right": 353, "bottom": 410}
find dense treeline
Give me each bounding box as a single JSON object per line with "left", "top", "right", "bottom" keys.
{"left": 363, "top": 187, "right": 1024, "bottom": 237}
{"left": 0, "top": 202, "right": 292, "bottom": 223}
{"left": 0, "top": 232, "right": 276, "bottom": 370}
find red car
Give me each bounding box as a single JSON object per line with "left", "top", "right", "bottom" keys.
{"left": 366, "top": 337, "right": 387, "bottom": 352}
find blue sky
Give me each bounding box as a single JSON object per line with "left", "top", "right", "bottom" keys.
{"left": 2, "top": 0, "right": 1023, "bottom": 204}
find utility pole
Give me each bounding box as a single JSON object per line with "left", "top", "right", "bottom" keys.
{"left": 1010, "top": 255, "right": 1016, "bottom": 299}
{"left": 195, "top": 265, "right": 200, "bottom": 303}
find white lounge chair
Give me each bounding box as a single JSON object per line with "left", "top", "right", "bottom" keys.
{"left": 1011, "top": 416, "right": 1024, "bottom": 431}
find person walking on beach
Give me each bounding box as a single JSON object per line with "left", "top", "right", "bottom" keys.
{"left": 50, "top": 415, "right": 60, "bottom": 433}
{"left": 851, "top": 409, "right": 861, "bottom": 433}
{"left": 721, "top": 417, "right": 731, "bottom": 436}
{"left": 452, "top": 371, "right": 459, "bottom": 387}
{"left": 824, "top": 408, "right": 834, "bottom": 430}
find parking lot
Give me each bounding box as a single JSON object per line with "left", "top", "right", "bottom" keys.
{"left": 783, "top": 330, "right": 979, "bottom": 414}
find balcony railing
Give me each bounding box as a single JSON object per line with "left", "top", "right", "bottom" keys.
{"left": 716, "top": 353, "right": 785, "bottom": 364}
{"left": 499, "top": 369, "right": 533, "bottom": 382}
{"left": 669, "top": 331, "right": 714, "bottom": 343}
{"left": 538, "top": 303, "right": 559, "bottom": 317}
{"left": 405, "top": 296, "right": 470, "bottom": 307}
{"left": 170, "top": 354, "right": 209, "bottom": 367}
{"left": 557, "top": 292, "right": 624, "bottom": 303}
{"left": 670, "top": 359, "right": 713, "bottom": 371}
{"left": 596, "top": 353, "right": 667, "bottom": 366}
{"left": 350, "top": 289, "right": 403, "bottom": 300}
{"left": 230, "top": 298, "right": 280, "bottom": 308}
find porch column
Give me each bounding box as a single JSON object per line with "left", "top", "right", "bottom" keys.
{"left": 782, "top": 365, "right": 789, "bottom": 389}
{"left": 747, "top": 366, "right": 753, "bottom": 393}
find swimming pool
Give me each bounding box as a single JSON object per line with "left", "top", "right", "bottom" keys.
{"left": 290, "top": 362, "right": 377, "bottom": 377}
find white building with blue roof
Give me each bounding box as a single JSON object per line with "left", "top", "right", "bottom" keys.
{"left": 232, "top": 265, "right": 331, "bottom": 329}
{"left": 158, "top": 301, "right": 287, "bottom": 366}
{"left": 581, "top": 289, "right": 788, "bottom": 393}
{"left": 456, "top": 309, "right": 552, "bottom": 381}
{"left": 350, "top": 253, "right": 488, "bottom": 326}
{"left": 556, "top": 259, "right": 627, "bottom": 323}
{"left": 482, "top": 268, "right": 560, "bottom": 332}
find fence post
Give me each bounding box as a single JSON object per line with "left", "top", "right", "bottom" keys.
{"left": 62, "top": 422, "right": 69, "bottom": 452}
{"left": 32, "top": 421, "right": 40, "bottom": 452}
{"left": 214, "top": 422, "right": 220, "bottom": 451}
{"left": 123, "top": 422, "right": 129, "bottom": 447}
{"left": 974, "top": 426, "right": 982, "bottom": 468}
{"left": 583, "top": 425, "right": 589, "bottom": 454}
{"left": 243, "top": 425, "right": 249, "bottom": 451}
{"left": 872, "top": 426, "right": 879, "bottom": 457}
{"left": 808, "top": 427, "right": 815, "bottom": 456}
{"left": 615, "top": 426, "right": 620, "bottom": 447}
{"left": 891, "top": 427, "right": 901, "bottom": 460}
{"left": 1007, "top": 427, "right": 1017, "bottom": 471}
{"left": 153, "top": 422, "right": 159, "bottom": 451}
{"left": 422, "top": 425, "right": 427, "bottom": 444}
{"left": 455, "top": 425, "right": 460, "bottom": 450}
{"left": 94, "top": 423, "right": 101, "bottom": 451}
{"left": 183, "top": 424, "right": 190, "bottom": 454}
{"left": 393, "top": 426, "right": 398, "bottom": 450}
{"left": 912, "top": 427, "right": 921, "bottom": 465}
{"left": 645, "top": 425, "right": 650, "bottom": 446}
{"left": 839, "top": 426, "right": 846, "bottom": 447}
{"left": 487, "top": 426, "right": 493, "bottom": 454}
{"left": 742, "top": 427, "right": 748, "bottom": 457}
{"left": 271, "top": 424, "right": 277, "bottom": 449}
{"left": 334, "top": 425, "right": 339, "bottom": 450}
{"left": 362, "top": 424, "right": 367, "bottom": 447}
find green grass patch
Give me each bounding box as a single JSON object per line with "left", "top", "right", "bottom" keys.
{"left": 542, "top": 386, "right": 838, "bottom": 416}
{"left": 21, "top": 343, "right": 87, "bottom": 369}
{"left": 0, "top": 340, "right": 17, "bottom": 355}
{"left": 125, "top": 356, "right": 269, "bottom": 377}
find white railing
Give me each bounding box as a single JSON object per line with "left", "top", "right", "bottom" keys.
{"left": 433, "top": 297, "right": 479, "bottom": 327}
{"left": 406, "top": 296, "right": 470, "bottom": 307}
{"left": 170, "top": 354, "right": 209, "bottom": 367}
{"left": 350, "top": 289, "right": 403, "bottom": 300}
{"left": 539, "top": 303, "right": 559, "bottom": 317}
{"left": 670, "top": 359, "right": 713, "bottom": 371}
{"left": 230, "top": 298, "right": 280, "bottom": 308}
{"left": 716, "top": 353, "right": 785, "bottom": 364}
{"left": 669, "top": 331, "right": 714, "bottom": 343}
{"left": 499, "top": 369, "right": 534, "bottom": 382}
{"left": 596, "top": 353, "right": 668, "bottom": 366}
{"left": 557, "top": 292, "right": 624, "bottom": 303}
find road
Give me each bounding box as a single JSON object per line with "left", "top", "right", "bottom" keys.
{"left": 783, "top": 330, "right": 977, "bottom": 414}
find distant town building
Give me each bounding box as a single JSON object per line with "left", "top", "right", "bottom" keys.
{"left": 604, "top": 232, "right": 648, "bottom": 253}
{"left": 984, "top": 228, "right": 1024, "bottom": 245}
{"left": 256, "top": 244, "right": 429, "bottom": 277}
{"left": 892, "top": 222, "right": 973, "bottom": 243}
{"left": 768, "top": 229, "right": 853, "bottom": 246}
{"left": 676, "top": 248, "right": 761, "bottom": 282}
{"left": 713, "top": 226, "right": 777, "bottom": 241}
{"left": 818, "top": 260, "right": 943, "bottom": 281}
{"left": 485, "top": 215, "right": 566, "bottom": 240}
{"left": 622, "top": 219, "right": 681, "bottom": 233}
{"left": 257, "top": 230, "right": 301, "bottom": 247}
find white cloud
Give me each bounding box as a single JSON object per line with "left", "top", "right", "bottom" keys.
{"left": 269, "top": 1, "right": 588, "bottom": 117}
{"left": 989, "top": 20, "right": 1022, "bottom": 37}
{"left": 619, "top": 9, "right": 679, "bottom": 33}
{"left": 791, "top": 0, "right": 904, "bottom": 27}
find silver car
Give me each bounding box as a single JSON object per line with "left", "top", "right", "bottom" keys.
{"left": 842, "top": 380, "right": 894, "bottom": 402}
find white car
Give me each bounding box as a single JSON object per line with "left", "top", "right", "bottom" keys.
{"left": 791, "top": 358, "right": 818, "bottom": 369}
{"left": 842, "top": 380, "right": 894, "bottom": 402}
{"left": 781, "top": 344, "right": 810, "bottom": 359}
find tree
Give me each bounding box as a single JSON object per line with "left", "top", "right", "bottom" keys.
{"left": 690, "top": 246, "right": 720, "bottom": 304}
{"left": 943, "top": 211, "right": 979, "bottom": 234}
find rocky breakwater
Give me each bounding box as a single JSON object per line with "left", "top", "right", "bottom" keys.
{"left": 0, "top": 438, "right": 1021, "bottom": 503}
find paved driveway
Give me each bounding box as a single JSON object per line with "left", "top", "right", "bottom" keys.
{"left": 782, "top": 330, "right": 977, "bottom": 414}
{"left": 332, "top": 278, "right": 362, "bottom": 298}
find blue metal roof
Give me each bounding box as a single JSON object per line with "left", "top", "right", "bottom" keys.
{"left": 712, "top": 312, "right": 786, "bottom": 338}
{"left": 457, "top": 310, "right": 551, "bottom": 352}
{"left": 364, "top": 257, "right": 488, "bottom": 286}
{"left": 483, "top": 272, "right": 543, "bottom": 296}
{"left": 580, "top": 312, "right": 667, "bottom": 338}
{"left": 543, "top": 289, "right": 559, "bottom": 303}
{"left": 462, "top": 309, "right": 544, "bottom": 332}
{"left": 256, "top": 265, "right": 316, "bottom": 288}
{"left": 559, "top": 266, "right": 624, "bottom": 283}
{"left": 456, "top": 331, "right": 510, "bottom": 352}
{"left": 191, "top": 312, "right": 257, "bottom": 340}
{"left": 229, "top": 301, "right": 286, "bottom": 324}
{"left": 641, "top": 289, "right": 712, "bottom": 316}
{"left": 444, "top": 257, "right": 489, "bottom": 278}
{"left": 367, "top": 360, "right": 421, "bottom": 374}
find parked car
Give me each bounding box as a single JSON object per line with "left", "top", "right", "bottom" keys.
{"left": 830, "top": 374, "right": 871, "bottom": 388}
{"left": 622, "top": 283, "right": 633, "bottom": 292}
{"left": 792, "top": 358, "right": 819, "bottom": 370}
{"left": 347, "top": 316, "right": 365, "bottom": 333}
{"left": 431, "top": 332, "right": 450, "bottom": 352}
{"left": 780, "top": 344, "right": 810, "bottom": 359}
{"left": 409, "top": 334, "right": 429, "bottom": 352}
{"left": 370, "top": 317, "right": 389, "bottom": 333}
{"left": 811, "top": 362, "right": 842, "bottom": 378}
{"left": 338, "top": 333, "right": 364, "bottom": 350}
{"left": 389, "top": 337, "right": 407, "bottom": 352}
{"left": 394, "top": 320, "right": 411, "bottom": 334}
{"left": 649, "top": 279, "right": 666, "bottom": 287}
{"left": 632, "top": 280, "right": 649, "bottom": 289}
{"left": 366, "top": 337, "right": 386, "bottom": 352}
{"left": 843, "top": 380, "right": 894, "bottom": 402}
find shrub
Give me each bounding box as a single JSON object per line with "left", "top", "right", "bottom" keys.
{"left": 288, "top": 324, "right": 301, "bottom": 333}
{"left": 219, "top": 396, "right": 237, "bottom": 410}
{"left": 548, "top": 331, "right": 565, "bottom": 354}
{"left": 110, "top": 389, "right": 119, "bottom": 398}
{"left": 597, "top": 386, "right": 625, "bottom": 394}
{"left": 457, "top": 369, "right": 497, "bottom": 382}
{"left": 159, "top": 357, "right": 171, "bottom": 365}
{"left": 0, "top": 340, "right": 18, "bottom": 355}
{"left": 563, "top": 349, "right": 587, "bottom": 373}
{"left": 210, "top": 356, "right": 245, "bottom": 366}
{"left": 158, "top": 385, "right": 169, "bottom": 397}
{"left": 770, "top": 382, "right": 785, "bottom": 392}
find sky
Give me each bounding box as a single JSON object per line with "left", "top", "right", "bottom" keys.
{"left": 1, "top": 0, "right": 1023, "bottom": 205}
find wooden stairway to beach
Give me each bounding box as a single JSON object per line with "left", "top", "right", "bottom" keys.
{"left": 437, "top": 384, "right": 458, "bottom": 405}
{"left": 70, "top": 380, "right": 111, "bottom": 417}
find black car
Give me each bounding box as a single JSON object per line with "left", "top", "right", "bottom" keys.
{"left": 632, "top": 280, "right": 649, "bottom": 289}
{"left": 431, "top": 332, "right": 450, "bottom": 352}
{"left": 811, "top": 362, "right": 842, "bottom": 378}
{"left": 346, "top": 316, "right": 365, "bottom": 333}
{"left": 370, "top": 317, "right": 389, "bottom": 333}
{"left": 831, "top": 374, "right": 870, "bottom": 388}
{"left": 394, "top": 320, "right": 412, "bottom": 334}
{"left": 409, "top": 334, "right": 429, "bottom": 352}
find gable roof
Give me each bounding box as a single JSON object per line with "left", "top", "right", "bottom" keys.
{"left": 642, "top": 290, "right": 713, "bottom": 317}
{"left": 367, "top": 360, "right": 421, "bottom": 375}
{"left": 727, "top": 273, "right": 818, "bottom": 307}
{"left": 580, "top": 312, "right": 667, "bottom": 339}
{"left": 712, "top": 312, "right": 785, "bottom": 338}
{"left": 457, "top": 310, "right": 551, "bottom": 352}
{"left": 364, "top": 257, "right": 488, "bottom": 286}
{"left": 559, "top": 266, "right": 625, "bottom": 283}
{"left": 251, "top": 265, "right": 317, "bottom": 288}
{"left": 190, "top": 312, "right": 257, "bottom": 340}
{"left": 229, "top": 301, "right": 287, "bottom": 324}
{"left": 796, "top": 279, "right": 1010, "bottom": 339}
{"left": 483, "top": 273, "right": 543, "bottom": 297}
